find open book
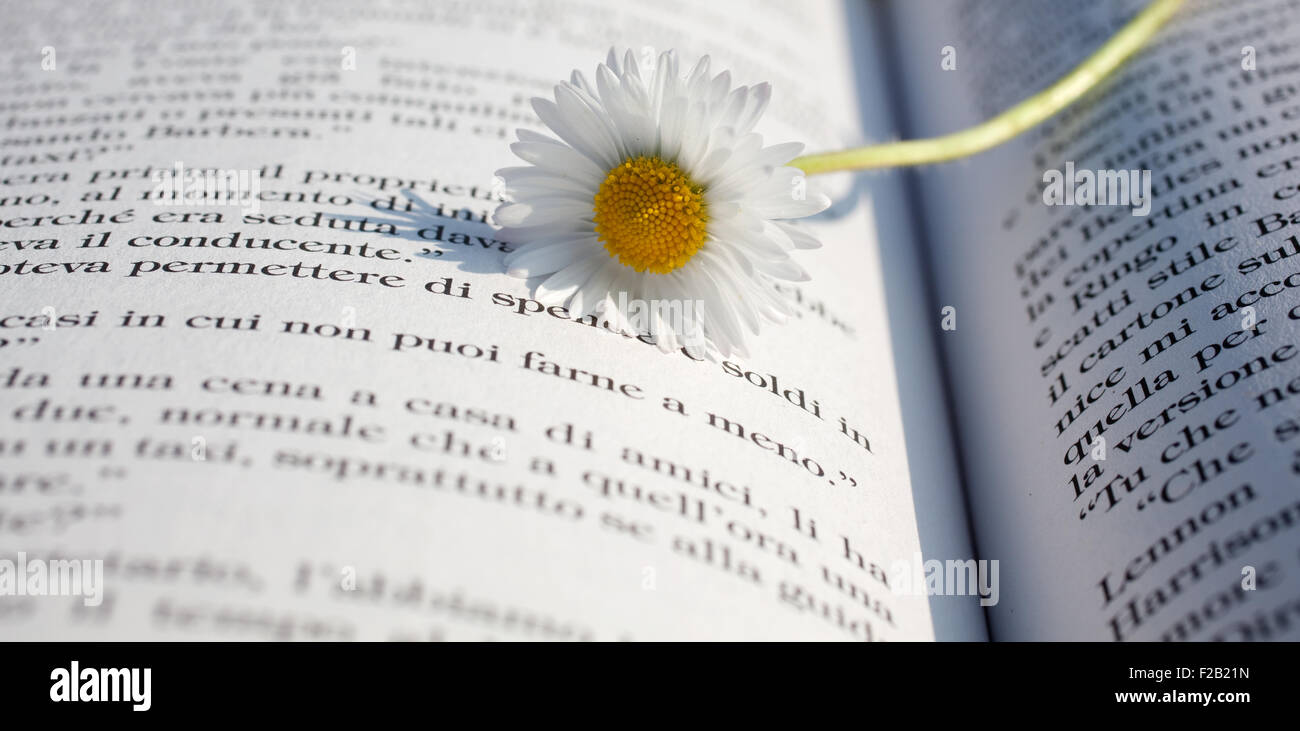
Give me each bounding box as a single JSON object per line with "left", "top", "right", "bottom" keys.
{"left": 2, "top": 0, "right": 1296, "bottom": 641}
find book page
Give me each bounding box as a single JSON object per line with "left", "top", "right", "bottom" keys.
{"left": 0, "top": 0, "right": 984, "bottom": 640}
{"left": 886, "top": 0, "right": 1300, "bottom": 639}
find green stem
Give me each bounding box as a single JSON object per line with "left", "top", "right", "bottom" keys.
{"left": 792, "top": 0, "right": 1185, "bottom": 175}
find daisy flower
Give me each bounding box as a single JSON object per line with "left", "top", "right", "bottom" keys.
{"left": 493, "top": 48, "right": 830, "bottom": 358}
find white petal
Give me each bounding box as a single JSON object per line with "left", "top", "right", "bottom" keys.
{"left": 494, "top": 199, "right": 589, "bottom": 227}
{"left": 510, "top": 141, "right": 606, "bottom": 182}
{"left": 505, "top": 238, "right": 595, "bottom": 277}
{"left": 570, "top": 259, "right": 622, "bottom": 316}
{"left": 773, "top": 221, "right": 821, "bottom": 249}
{"left": 532, "top": 91, "right": 619, "bottom": 170}
{"left": 734, "top": 83, "right": 771, "bottom": 134}
{"left": 537, "top": 257, "right": 605, "bottom": 305}
{"left": 745, "top": 190, "right": 832, "bottom": 219}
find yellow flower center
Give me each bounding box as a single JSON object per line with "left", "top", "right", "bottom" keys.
{"left": 592, "top": 156, "right": 708, "bottom": 274}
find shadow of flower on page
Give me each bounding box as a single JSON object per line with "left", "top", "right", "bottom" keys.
{"left": 332, "top": 188, "right": 513, "bottom": 275}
